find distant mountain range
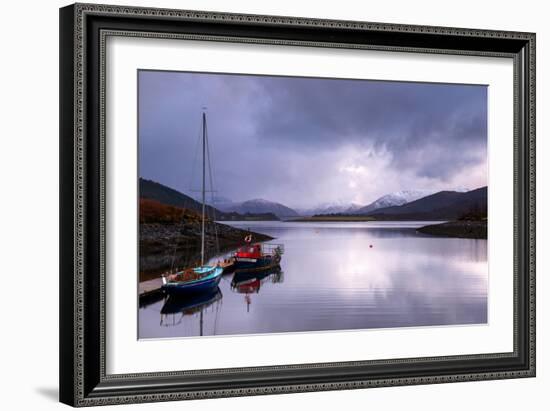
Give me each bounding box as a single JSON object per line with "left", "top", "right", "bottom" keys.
{"left": 141, "top": 178, "right": 485, "bottom": 222}
{"left": 353, "top": 190, "right": 438, "bottom": 214}
{"left": 140, "top": 179, "right": 279, "bottom": 221}
{"left": 216, "top": 198, "right": 299, "bottom": 218}
{"left": 299, "top": 189, "right": 469, "bottom": 216}
{"left": 365, "top": 187, "right": 487, "bottom": 220}
{"left": 297, "top": 202, "right": 363, "bottom": 216}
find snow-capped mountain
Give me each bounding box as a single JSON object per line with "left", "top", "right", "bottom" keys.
{"left": 363, "top": 187, "right": 487, "bottom": 219}
{"left": 353, "top": 190, "right": 438, "bottom": 214}
{"left": 354, "top": 188, "right": 469, "bottom": 215}
{"left": 216, "top": 198, "right": 299, "bottom": 218}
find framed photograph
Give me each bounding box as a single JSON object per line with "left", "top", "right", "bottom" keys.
{"left": 59, "top": 3, "right": 535, "bottom": 407}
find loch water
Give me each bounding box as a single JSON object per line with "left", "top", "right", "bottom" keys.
{"left": 138, "top": 221, "right": 487, "bottom": 339}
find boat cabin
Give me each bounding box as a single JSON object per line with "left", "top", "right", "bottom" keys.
{"left": 235, "top": 244, "right": 263, "bottom": 259}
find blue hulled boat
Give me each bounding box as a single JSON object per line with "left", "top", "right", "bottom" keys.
{"left": 162, "top": 266, "right": 223, "bottom": 295}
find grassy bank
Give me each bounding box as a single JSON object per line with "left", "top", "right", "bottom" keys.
{"left": 417, "top": 220, "right": 487, "bottom": 239}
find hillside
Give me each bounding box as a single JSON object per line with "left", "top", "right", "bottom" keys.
{"left": 297, "top": 202, "right": 363, "bottom": 216}
{"left": 366, "top": 187, "right": 487, "bottom": 220}
{"left": 139, "top": 198, "right": 273, "bottom": 280}
{"left": 221, "top": 211, "right": 280, "bottom": 221}
{"left": 140, "top": 178, "right": 224, "bottom": 218}
{"left": 140, "top": 178, "right": 279, "bottom": 221}
{"left": 355, "top": 190, "right": 436, "bottom": 214}
{"left": 417, "top": 220, "right": 487, "bottom": 239}
{"left": 217, "top": 198, "right": 299, "bottom": 218}
{"left": 140, "top": 198, "right": 202, "bottom": 224}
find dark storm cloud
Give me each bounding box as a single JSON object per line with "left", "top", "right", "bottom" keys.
{"left": 138, "top": 70, "right": 487, "bottom": 208}
{"left": 249, "top": 76, "right": 487, "bottom": 179}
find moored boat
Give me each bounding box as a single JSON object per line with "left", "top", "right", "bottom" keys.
{"left": 162, "top": 265, "right": 223, "bottom": 295}
{"left": 233, "top": 238, "right": 284, "bottom": 273}
{"left": 217, "top": 258, "right": 236, "bottom": 273}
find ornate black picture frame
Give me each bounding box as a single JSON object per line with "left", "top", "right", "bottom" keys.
{"left": 59, "top": 3, "right": 535, "bottom": 407}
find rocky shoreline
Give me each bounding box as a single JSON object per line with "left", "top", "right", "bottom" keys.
{"left": 140, "top": 220, "right": 272, "bottom": 281}
{"left": 417, "top": 220, "right": 487, "bottom": 239}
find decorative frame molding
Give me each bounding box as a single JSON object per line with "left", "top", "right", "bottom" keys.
{"left": 60, "top": 3, "right": 535, "bottom": 407}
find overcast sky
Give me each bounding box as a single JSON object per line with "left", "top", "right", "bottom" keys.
{"left": 139, "top": 70, "right": 487, "bottom": 209}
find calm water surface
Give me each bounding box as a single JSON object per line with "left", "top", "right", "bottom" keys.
{"left": 139, "top": 221, "right": 487, "bottom": 338}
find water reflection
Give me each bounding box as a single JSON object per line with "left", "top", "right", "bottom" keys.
{"left": 159, "top": 288, "right": 223, "bottom": 335}
{"left": 138, "top": 221, "right": 487, "bottom": 339}
{"left": 231, "top": 267, "right": 284, "bottom": 312}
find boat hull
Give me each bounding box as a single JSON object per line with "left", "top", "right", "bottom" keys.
{"left": 162, "top": 266, "right": 224, "bottom": 295}
{"left": 219, "top": 259, "right": 236, "bottom": 274}
{"left": 233, "top": 255, "right": 280, "bottom": 271}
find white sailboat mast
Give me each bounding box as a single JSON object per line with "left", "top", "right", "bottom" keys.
{"left": 201, "top": 112, "right": 206, "bottom": 266}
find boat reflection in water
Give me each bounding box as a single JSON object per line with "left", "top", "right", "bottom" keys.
{"left": 230, "top": 266, "right": 284, "bottom": 312}
{"left": 160, "top": 288, "right": 223, "bottom": 335}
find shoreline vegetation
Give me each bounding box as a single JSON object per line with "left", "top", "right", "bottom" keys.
{"left": 289, "top": 212, "right": 487, "bottom": 239}
{"left": 221, "top": 211, "right": 280, "bottom": 221}
{"left": 289, "top": 215, "right": 487, "bottom": 239}
{"left": 417, "top": 220, "right": 487, "bottom": 239}
{"left": 139, "top": 199, "right": 272, "bottom": 282}
{"left": 290, "top": 215, "right": 376, "bottom": 222}
{"left": 417, "top": 208, "right": 488, "bottom": 239}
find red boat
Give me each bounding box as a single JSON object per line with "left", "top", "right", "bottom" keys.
{"left": 233, "top": 236, "right": 284, "bottom": 273}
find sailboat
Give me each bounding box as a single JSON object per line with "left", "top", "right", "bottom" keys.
{"left": 161, "top": 111, "right": 224, "bottom": 295}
